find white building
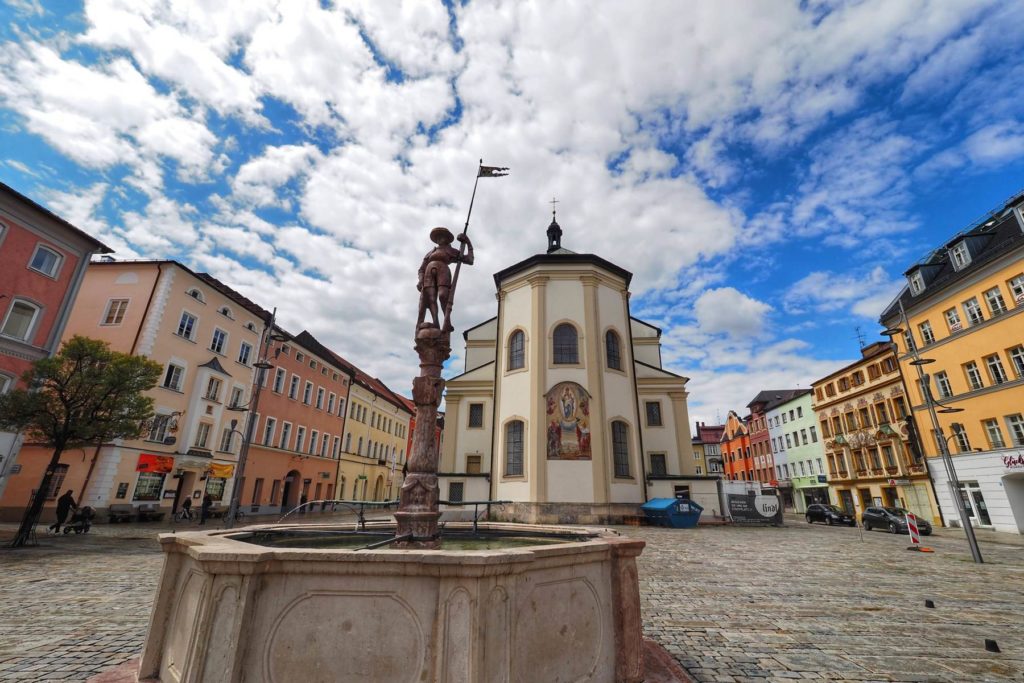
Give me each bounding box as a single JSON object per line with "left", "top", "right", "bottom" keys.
{"left": 765, "top": 391, "right": 828, "bottom": 512}
{"left": 439, "top": 216, "right": 714, "bottom": 523}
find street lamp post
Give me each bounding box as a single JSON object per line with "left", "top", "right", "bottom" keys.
{"left": 883, "top": 311, "right": 983, "bottom": 564}
{"left": 224, "top": 308, "right": 282, "bottom": 530}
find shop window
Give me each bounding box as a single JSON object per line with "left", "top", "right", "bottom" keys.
{"left": 134, "top": 472, "right": 165, "bottom": 501}
{"left": 205, "top": 477, "right": 226, "bottom": 501}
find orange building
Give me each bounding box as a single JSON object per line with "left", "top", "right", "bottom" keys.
{"left": 720, "top": 410, "right": 753, "bottom": 481}
{"left": 236, "top": 329, "right": 354, "bottom": 516}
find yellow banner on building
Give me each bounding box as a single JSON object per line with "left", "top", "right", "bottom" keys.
{"left": 208, "top": 463, "right": 235, "bottom": 478}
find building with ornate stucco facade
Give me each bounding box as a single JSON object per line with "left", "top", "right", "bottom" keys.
{"left": 439, "top": 216, "right": 715, "bottom": 523}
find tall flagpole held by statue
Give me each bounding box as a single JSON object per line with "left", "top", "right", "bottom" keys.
{"left": 443, "top": 160, "right": 508, "bottom": 331}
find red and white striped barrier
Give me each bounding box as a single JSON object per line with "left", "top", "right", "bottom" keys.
{"left": 906, "top": 511, "right": 920, "bottom": 546}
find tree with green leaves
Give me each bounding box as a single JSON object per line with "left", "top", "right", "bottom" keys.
{"left": 0, "top": 336, "right": 162, "bottom": 548}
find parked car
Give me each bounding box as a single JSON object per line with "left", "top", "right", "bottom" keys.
{"left": 861, "top": 506, "right": 933, "bottom": 535}
{"left": 805, "top": 504, "right": 856, "bottom": 526}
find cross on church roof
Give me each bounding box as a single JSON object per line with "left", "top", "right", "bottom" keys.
{"left": 549, "top": 196, "right": 559, "bottom": 219}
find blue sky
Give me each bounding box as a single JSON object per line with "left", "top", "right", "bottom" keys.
{"left": 2, "top": 0, "right": 1024, "bottom": 423}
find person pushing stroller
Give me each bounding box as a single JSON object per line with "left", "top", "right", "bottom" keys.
{"left": 63, "top": 506, "right": 95, "bottom": 534}
{"left": 48, "top": 489, "right": 77, "bottom": 534}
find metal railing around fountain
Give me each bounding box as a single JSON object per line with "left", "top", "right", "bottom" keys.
{"left": 352, "top": 499, "right": 513, "bottom": 550}
{"left": 276, "top": 499, "right": 399, "bottom": 529}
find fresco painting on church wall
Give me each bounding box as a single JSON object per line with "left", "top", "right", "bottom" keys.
{"left": 545, "top": 382, "right": 592, "bottom": 460}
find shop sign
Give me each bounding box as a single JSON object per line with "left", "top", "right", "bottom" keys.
{"left": 887, "top": 478, "right": 911, "bottom": 486}
{"left": 208, "top": 463, "right": 235, "bottom": 478}
{"left": 817, "top": 475, "right": 827, "bottom": 483}
{"left": 1003, "top": 454, "right": 1024, "bottom": 470}
{"left": 137, "top": 453, "right": 174, "bottom": 473}
{"left": 727, "top": 492, "right": 783, "bottom": 525}
{"left": 162, "top": 490, "right": 177, "bottom": 499}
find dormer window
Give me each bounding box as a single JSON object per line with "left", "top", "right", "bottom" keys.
{"left": 245, "top": 321, "right": 257, "bottom": 332}
{"left": 949, "top": 241, "right": 971, "bottom": 271}
{"left": 908, "top": 271, "right": 925, "bottom": 295}
{"left": 186, "top": 288, "right": 205, "bottom": 303}
{"left": 218, "top": 306, "right": 234, "bottom": 319}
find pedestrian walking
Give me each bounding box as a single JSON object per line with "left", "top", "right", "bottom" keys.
{"left": 199, "top": 493, "right": 212, "bottom": 525}
{"left": 299, "top": 493, "right": 308, "bottom": 515}
{"left": 49, "top": 489, "right": 77, "bottom": 533}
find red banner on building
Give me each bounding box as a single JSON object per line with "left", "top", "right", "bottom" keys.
{"left": 137, "top": 454, "right": 174, "bottom": 473}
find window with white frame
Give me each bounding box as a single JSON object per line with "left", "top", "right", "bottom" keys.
{"left": 186, "top": 288, "right": 205, "bottom": 303}
{"left": 949, "top": 241, "right": 971, "bottom": 270}
{"left": 289, "top": 375, "right": 299, "bottom": 399}
{"left": 204, "top": 376, "right": 222, "bottom": 401}
{"left": 810, "top": 426, "right": 818, "bottom": 442}
{"left": 332, "top": 436, "right": 340, "bottom": 458}
{"left": 934, "top": 371, "right": 952, "bottom": 399}
{"left": 1009, "top": 274, "right": 1024, "bottom": 305}
{"left": 101, "top": 299, "right": 129, "bottom": 326}
{"left": 1, "top": 300, "right": 40, "bottom": 341}
{"left": 316, "top": 387, "right": 325, "bottom": 409}
{"left": 944, "top": 308, "right": 962, "bottom": 333}
{"left": 28, "top": 244, "right": 62, "bottom": 277}
{"left": 147, "top": 414, "right": 171, "bottom": 442}
{"left": 986, "top": 354, "right": 1008, "bottom": 384}
{"left": 303, "top": 381, "right": 313, "bottom": 404}
{"left": 505, "top": 421, "right": 524, "bottom": 476}
{"left": 552, "top": 324, "right": 579, "bottom": 364}
{"left": 262, "top": 417, "right": 276, "bottom": 446}
{"left": 321, "top": 434, "right": 330, "bottom": 457}
{"left": 238, "top": 341, "right": 253, "bottom": 365}
{"left": 309, "top": 430, "right": 319, "bottom": 454}
{"left": 645, "top": 402, "right": 663, "bottom": 427}
{"left": 210, "top": 328, "right": 228, "bottom": 354}
{"left": 1009, "top": 346, "right": 1024, "bottom": 379}
{"left": 962, "top": 297, "right": 984, "bottom": 326}
{"left": 954, "top": 426, "right": 971, "bottom": 453}
{"left": 296, "top": 426, "right": 306, "bottom": 452}
{"left": 908, "top": 271, "right": 925, "bottom": 295}
{"left": 162, "top": 363, "right": 184, "bottom": 391}
{"left": 176, "top": 311, "right": 197, "bottom": 339}
{"left": 273, "top": 368, "right": 286, "bottom": 393}
{"left": 327, "top": 393, "right": 335, "bottom": 413}
{"left": 218, "top": 306, "right": 233, "bottom": 319}
{"left": 279, "top": 422, "right": 292, "bottom": 449}
{"left": 229, "top": 386, "right": 244, "bottom": 408}
{"left": 194, "top": 422, "right": 211, "bottom": 448}
{"left": 219, "top": 428, "right": 234, "bottom": 452}
{"left": 984, "top": 287, "right": 1008, "bottom": 316}
{"left": 1005, "top": 414, "right": 1024, "bottom": 446}
{"left": 918, "top": 321, "right": 935, "bottom": 345}
{"left": 964, "top": 361, "right": 984, "bottom": 391}
{"left": 983, "top": 419, "right": 1005, "bottom": 449}
{"left": 612, "top": 421, "right": 630, "bottom": 477}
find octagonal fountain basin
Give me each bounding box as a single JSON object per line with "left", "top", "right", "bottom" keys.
{"left": 139, "top": 521, "right": 645, "bottom": 683}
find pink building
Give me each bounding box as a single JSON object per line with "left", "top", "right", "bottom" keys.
{"left": 0, "top": 182, "right": 110, "bottom": 503}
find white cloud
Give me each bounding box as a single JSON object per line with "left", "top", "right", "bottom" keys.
{"left": 693, "top": 288, "right": 771, "bottom": 338}
{"left": 784, "top": 267, "right": 904, "bottom": 320}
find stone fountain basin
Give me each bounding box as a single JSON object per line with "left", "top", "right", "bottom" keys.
{"left": 140, "top": 521, "right": 645, "bottom": 683}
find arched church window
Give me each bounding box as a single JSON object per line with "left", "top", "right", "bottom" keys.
{"left": 505, "top": 420, "right": 524, "bottom": 476}
{"left": 508, "top": 330, "right": 525, "bottom": 370}
{"left": 611, "top": 421, "right": 630, "bottom": 477}
{"left": 605, "top": 330, "right": 622, "bottom": 370}
{"left": 552, "top": 324, "right": 578, "bottom": 364}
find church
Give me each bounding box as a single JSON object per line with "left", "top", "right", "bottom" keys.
{"left": 439, "top": 213, "right": 715, "bottom": 524}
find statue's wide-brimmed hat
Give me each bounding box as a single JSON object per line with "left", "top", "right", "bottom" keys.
{"left": 430, "top": 226, "right": 455, "bottom": 244}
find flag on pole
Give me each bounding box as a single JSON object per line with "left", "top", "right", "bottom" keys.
{"left": 478, "top": 165, "right": 509, "bottom": 177}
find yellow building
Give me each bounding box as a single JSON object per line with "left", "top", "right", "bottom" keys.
{"left": 811, "top": 341, "right": 940, "bottom": 524}
{"left": 880, "top": 191, "right": 1024, "bottom": 534}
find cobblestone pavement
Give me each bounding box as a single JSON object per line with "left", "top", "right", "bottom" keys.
{"left": 635, "top": 521, "right": 1024, "bottom": 683}
{"left": 0, "top": 517, "right": 1021, "bottom": 682}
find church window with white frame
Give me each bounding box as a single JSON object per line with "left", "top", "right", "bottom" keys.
{"left": 505, "top": 420, "right": 524, "bottom": 476}
{"left": 605, "top": 330, "right": 622, "bottom": 370}
{"left": 552, "top": 324, "right": 578, "bottom": 364}
{"left": 508, "top": 330, "right": 525, "bottom": 370}
{"left": 612, "top": 421, "right": 630, "bottom": 477}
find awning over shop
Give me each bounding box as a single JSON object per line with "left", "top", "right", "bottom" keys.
{"left": 209, "top": 463, "right": 235, "bottom": 478}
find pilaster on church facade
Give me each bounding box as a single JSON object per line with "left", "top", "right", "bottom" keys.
{"left": 440, "top": 217, "right": 711, "bottom": 524}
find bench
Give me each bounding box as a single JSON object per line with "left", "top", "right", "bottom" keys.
{"left": 108, "top": 504, "right": 135, "bottom": 523}
{"left": 137, "top": 503, "right": 166, "bottom": 522}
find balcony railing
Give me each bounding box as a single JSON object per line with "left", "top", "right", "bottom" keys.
{"left": 908, "top": 464, "right": 926, "bottom": 474}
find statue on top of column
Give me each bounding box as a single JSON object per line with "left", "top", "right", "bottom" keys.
{"left": 416, "top": 227, "right": 474, "bottom": 333}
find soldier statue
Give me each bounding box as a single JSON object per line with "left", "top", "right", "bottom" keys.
{"left": 416, "top": 226, "right": 474, "bottom": 332}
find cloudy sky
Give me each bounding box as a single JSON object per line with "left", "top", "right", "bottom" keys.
{"left": 2, "top": 1, "right": 1024, "bottom": 424}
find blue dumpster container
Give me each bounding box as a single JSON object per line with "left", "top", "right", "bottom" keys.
{"left": 640, "top": 498, "right": 703, "bottom": 528}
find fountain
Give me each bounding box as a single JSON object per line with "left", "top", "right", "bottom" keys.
{"left": 134, "top": 169, "right": 646, "bottom": 682}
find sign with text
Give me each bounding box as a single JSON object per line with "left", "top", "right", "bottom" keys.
{"left": 728, "top": 492, "right": 784, "bottom": 525}
{"left": 136, "top": 454, "right": 174, "bottom": 474}
{"left": 1003, "top": 454, "right": 1024, "bottom": 470}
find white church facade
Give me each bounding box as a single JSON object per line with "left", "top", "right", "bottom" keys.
{"left": 439, "top": 216, "right": 717, "bottom": 524}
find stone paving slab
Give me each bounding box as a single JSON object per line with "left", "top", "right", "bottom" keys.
{"left": 0, "top": 518, "right": 1022, "bottom": 681}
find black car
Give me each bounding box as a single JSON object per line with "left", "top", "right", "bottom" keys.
{"left": 805, "top": 504, "right": 856, "bottom": 526}
{"left": 862, "top": 506, "right": 932, "bottom": 535}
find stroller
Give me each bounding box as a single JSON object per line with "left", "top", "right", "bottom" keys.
{"left": 63, "top": 506, "right": 95, "bottom": 534}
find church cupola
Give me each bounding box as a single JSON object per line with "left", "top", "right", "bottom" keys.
{"left": 546, "top": 201, "right": 563, "bottom": 253}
